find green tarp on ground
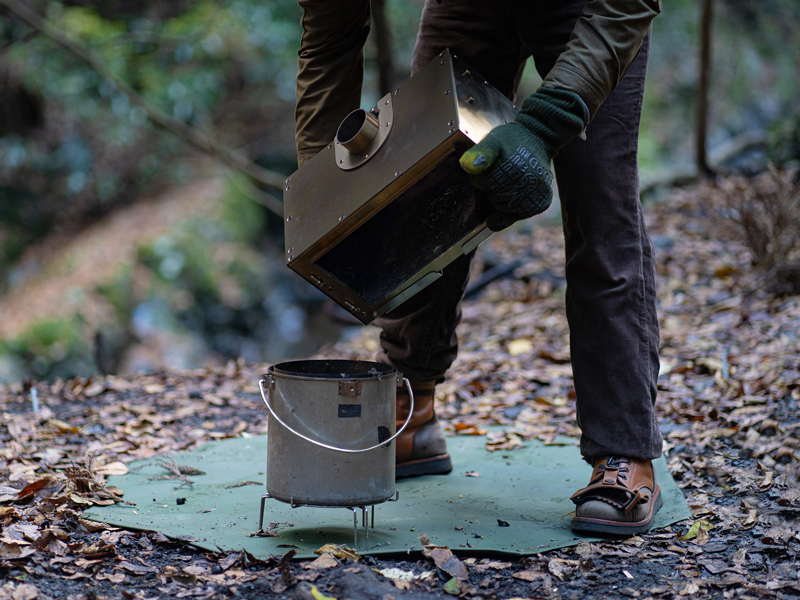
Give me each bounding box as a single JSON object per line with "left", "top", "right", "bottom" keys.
{"left": 85, "top": 434, "right": 690, "bottom": 559}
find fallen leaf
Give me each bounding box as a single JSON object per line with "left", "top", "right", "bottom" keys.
{"left": 430, "top": 546, "right": 468, "bottom": 581}
{"left": 11, "top": 583, "right": 38, "bottom": 600}
{"left": 548, "top": 558, "right": 578, "bottom": 580}
{"left": 476, "top": 560, "right": 513, "bottom": 572}
{"left": 308, "top": 584, "right": 337, "bottom": 600}
{"left": 513, "top": 570, "right": 544, "bottom": 582}
{"left": 453, "top": 423, "right": 487, "bottom": 436}
{"left": 118, "top": 560, "right": 157, "bottom": 575}
{"left": 680, "top": 582, "right": 700, "bottom": 596}
{"left": 680, "top": 520, "right": 713, "bottom": 541}
{"left": 377, "top": 567, "right": 435, "bottom": 584}
{"left": 485, "top": 430, "right": 524, "bottom": 452}
{"left": 443, "top": 577, "right": 461, "bottom": 595}
{"left": 314, "top": 544, "right": 360, "bottom": 563}
{"left": 694, "top": 525, "right": 710, "bottom": 545}
{"left": 508, "top": 339, "right": 533, "bottom": 356}
{"left": 17, "top": 478, "right": 52, "bottom": 501}
{"left": 303, "top": 553, "right": 338, "bottom": 570}
{"left": 96, "top": 462, "right": 129, "bottom": 476}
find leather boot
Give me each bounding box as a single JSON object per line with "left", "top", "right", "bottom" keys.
{"left": 395, "top": 380, "right": 452, "bottom": 479}
{"left": 570, "top": 457, "right": 663, "bottom": 535}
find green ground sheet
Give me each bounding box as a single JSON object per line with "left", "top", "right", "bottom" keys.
{"left": 85, "top": 434, "right": 690, "bottom": 559}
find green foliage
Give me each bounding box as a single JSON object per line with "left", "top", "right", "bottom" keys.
{"left": 0, "top": 0, "right": 303, "bottom": 291}
{"left": 96, "top": 263, "right": 136, "bottom": 319}
{"left": 0, "top": 316, "right": 95, "bottom": 381}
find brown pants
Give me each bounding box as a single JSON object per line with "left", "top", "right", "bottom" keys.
{"left": 296, "top": 0, "right": 663, "bottom": 462}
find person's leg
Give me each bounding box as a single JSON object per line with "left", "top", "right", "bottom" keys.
{"left": 507, "top": 0, "right": 661, "bottom": 531}
{"left": 378, "top": 0, "right": 529, "bottom": 477}
{"left": 548, "top": 33, "right": 663, "bottom": 534}
{"left": 553, "top": 34, "right": 662, "bottom": 463}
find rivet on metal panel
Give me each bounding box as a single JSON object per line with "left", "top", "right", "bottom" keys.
{"left": 385, "top": 121, "right": 391, "bottom": 127}
{"left": 444, "top": 89, "right": 451, "bottom": 95}
{"left": 339, "top": 215, "right": 345, "bottom": 221}
{"left": 385, "top": 99, "right": 390, "bottom": 105}
{"left": 287, "top": 247, "right": 293, "bottom": 253}
{"left": 286, "top": 215, "right": 292, "bottom": 222}
{"left": 468, "top": 96, "right": 475, "bottom": 103}
{"left": 339, "top": 381, "right": 362, "bottom": 396}
{"left": 364, "top": 153, "right": 370, "bottom": 158}
{"left": 440, "top": 60, "right": 447, "bottom": 65}
{"left": 268, "top": 376, "right": 276, "bottom": 390}
{"left": 448, "top": 120, "right": 455, "bottom": 126}
{"left": 449, "top": 128, "right": 456, "bottom": 134}
{"left": 464, "top": 130, "right": 469, "bottom": 135}
{"left": 462, "top": 70, "right": 471, "bottom": 76}
{"left": 394, "top": 171, "right": 401, "bottom": 177}
{"left": 285, "top": 186, "right": 290, "bottom": 191}
{"left": 339, "top": 159, "right": 344, "bottom": 164}
{"left": 394, "top": 89, "right": 400, "bottom": 95}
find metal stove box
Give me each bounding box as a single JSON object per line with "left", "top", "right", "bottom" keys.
{"left": 283, "top": 49, "right": 518, "bottom": 324}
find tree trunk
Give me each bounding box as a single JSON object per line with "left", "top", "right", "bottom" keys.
{"left": 696, "top": 0, "right": 714, "bottom": 176}
{"left": 370, "top": 0, "right": 396, "bottom": 95}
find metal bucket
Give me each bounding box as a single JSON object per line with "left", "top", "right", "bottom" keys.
{"left": 259, "top": 360, "right": 413, "bottom": 507}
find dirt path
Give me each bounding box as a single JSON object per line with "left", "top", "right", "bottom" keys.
{"left": 0, "top": 169, "right": 224, "bottom": 340}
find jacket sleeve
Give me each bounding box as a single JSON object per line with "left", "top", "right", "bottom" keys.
{"left": 542, "top": 0, "right": 661, "bottom": 118}
{"left": 295, "top": 0, "right": 371, "bottom": 167}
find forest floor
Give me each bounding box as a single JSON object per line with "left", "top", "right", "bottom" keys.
{"left": 1, "top": 172, "right": 799, "bottom": 600}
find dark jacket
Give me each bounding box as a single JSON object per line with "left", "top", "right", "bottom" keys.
{"left": 294, "top": 0, "right": 660, "bottom": 166}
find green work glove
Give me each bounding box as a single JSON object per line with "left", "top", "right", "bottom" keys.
{"left": 460, "top": 87, "right": 590, "bottom": 232}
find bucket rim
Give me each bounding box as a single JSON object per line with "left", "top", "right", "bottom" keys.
{"left": 266, "top": 359, "right": 398, "bottom": 380}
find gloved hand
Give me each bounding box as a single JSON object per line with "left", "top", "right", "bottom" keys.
{"left": 460, "top": 87, "right": 590, "bottom": 231}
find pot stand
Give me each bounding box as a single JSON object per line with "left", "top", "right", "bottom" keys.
{"left": 258, "top": 491, "right": 400, "bottom": 549}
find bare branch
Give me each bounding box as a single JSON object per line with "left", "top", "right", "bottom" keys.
{"left": 0, "top": 0, "right": 285, "bottom": 217}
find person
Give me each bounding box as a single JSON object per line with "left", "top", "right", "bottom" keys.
{"left": 293, "top": 0, "right": 664, "bottom": 536}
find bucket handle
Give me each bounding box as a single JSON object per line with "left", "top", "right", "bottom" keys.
{"left": 258, "top": 377, "right": 415, "bottom": 454}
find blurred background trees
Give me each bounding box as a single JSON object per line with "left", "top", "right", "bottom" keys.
{"left": 0, "top": 0, "right": 798, "bottom": 382}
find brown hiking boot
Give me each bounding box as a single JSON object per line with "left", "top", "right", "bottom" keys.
{"left": 395, "top": 380, "right": 452, "bottom": 479}
{"left": 570, "top": 457, "right": 663, "bottom": 536}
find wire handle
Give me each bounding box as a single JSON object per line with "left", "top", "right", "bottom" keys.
{"left": 258, "top": 377, "right": 414, "bottom": 454}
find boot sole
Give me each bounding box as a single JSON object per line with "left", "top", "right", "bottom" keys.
{"left": 570, "top": 486, "right": 663, "bottom": 536}
{"left": 396, "top": 454, "right": 453, "bottom": 479}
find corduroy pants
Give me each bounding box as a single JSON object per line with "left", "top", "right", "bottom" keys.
{"left": 373, "top": 0, "right": 664, "bottom": 461}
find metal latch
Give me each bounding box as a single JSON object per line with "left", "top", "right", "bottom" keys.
{"left": 338, "top": 381, "right": 362, "bottom": 396}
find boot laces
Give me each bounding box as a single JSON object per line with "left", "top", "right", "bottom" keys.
{"left": 590, "top": 457, "right": 631, "bottom": 485}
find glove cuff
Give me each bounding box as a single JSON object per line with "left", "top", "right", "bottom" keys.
{"left": 516, "top": 88, "right": 590, "bottom": 153}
